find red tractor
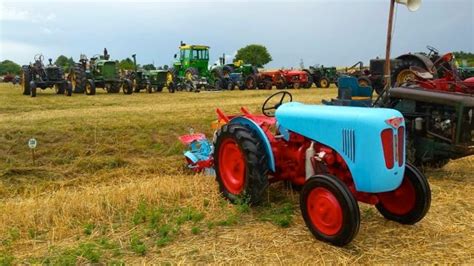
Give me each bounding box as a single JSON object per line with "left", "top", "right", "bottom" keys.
{"left": 212, "top": 92, "right": 431, "bottom": 246}
{"left": 401, "top": 52, "right": 474, "bottom": 95}
{"left": 259, "top": 69, "right": 310, "bottom": 89}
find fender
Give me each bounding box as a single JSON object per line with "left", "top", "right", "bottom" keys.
{"left": 229, "top": 116, "right": 276, "bottom": 172}
{"left": 396, "top": 53, "right": 435, "bottom": 72}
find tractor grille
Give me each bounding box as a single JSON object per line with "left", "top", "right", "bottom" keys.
{"left": 342, "top": 129, "right": 356, "bottom": 162}
{"left": 46, "top": 68, "right": 62, "bottom": 81}
{"left": 102, "top": 62, "right": 118, "bottom": 80}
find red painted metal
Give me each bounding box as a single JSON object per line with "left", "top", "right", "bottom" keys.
{"left": 377, "top": 175, "right": 416, "bottom": 215}
{"left": 307, "top": 187, "right": 343, "bottom": 236}
{"left": 381, "top": 129, "right": 394, "bottom": 169}
{"left": 218, "top": 138, "right": 246, "bottom": 194}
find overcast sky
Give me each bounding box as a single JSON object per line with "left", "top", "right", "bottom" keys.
{"left": 0, "top": 0, "right": 472, "bottom": 68}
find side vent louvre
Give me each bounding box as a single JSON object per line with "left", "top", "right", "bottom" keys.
{"left": 342, "top": 129, "right": 356, "bottom": 162}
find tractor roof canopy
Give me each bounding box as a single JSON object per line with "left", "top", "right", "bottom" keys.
{"left": 180, "top": 45, "right": 210, "bottom": 50}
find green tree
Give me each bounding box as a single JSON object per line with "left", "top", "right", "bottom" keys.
{"left": 54, "top": 55, "right": 75, "bottom": 72}
{"left": 119, "top": 58, "right": 135, "bottom": 70}
{"left": 235, "top": 44, "right": 272, "bottom": 67}
{"left": 142, "top": 64, "right": 156, "bottom": 71}
{"left": 0, "top": 60, "right": 21, "bottom": 75}
{"left": 453, "top": 51, "right": 474, "bottom": 67}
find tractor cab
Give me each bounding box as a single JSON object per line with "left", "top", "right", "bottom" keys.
{"left": 174, "top": 43, "right": 210, "bottom": 77}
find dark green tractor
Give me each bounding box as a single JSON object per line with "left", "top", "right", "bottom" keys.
{"left": 146, "top": 66, "right": 176, "bottom": 93}
{"left": 303, "top": 65, "right": 338, "bottom": 88}
{"left": 128, "top": 54, "right": 152, "bottom": 93}
{"left": 69, "top": 48, "right": 132, "bottom": 95}
{"left": 170, "top": 42, "right": 226, "bottom": 91}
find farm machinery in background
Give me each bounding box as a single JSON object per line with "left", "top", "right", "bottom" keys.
{"left": 258, "top": 69, "right": 310, "bottom": 90}
{"left": 69, "top": 48, "right": 133, "bottom": 95}
{"left": 128, "top": 55, "right": 175, "bottom": 93}
{"left": 20, "top": 54, "right": 72, "bottom": 97}
{"left": 303, "top": 65, "right": 338, "bottom": 88}
{"left": 128, "top": 54, "right": 152, "bottom": 93}
{"left": 323, "top": 0, "right": 474, "bottom": 166}
{"left": 169, "top": 42, "right": 228, "bottom": 92}
{"left": 180, "top": 91, "right": 431, "bottom": 246}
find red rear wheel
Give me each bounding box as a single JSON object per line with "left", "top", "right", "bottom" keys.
{"left": 300, "top": 174, "right": 360, "bottom": 246}
{"left": 214, "top": 124, "right": 269, "bottom": 205}
{"left": 218, "top": 138, "right": 246, "bottom": 194}
{"left": 376, "top": 162, "right": 431, "bottom": 224}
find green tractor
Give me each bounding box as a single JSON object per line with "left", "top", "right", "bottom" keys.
{"left": 221, "top": 59, "right": 261, "bottom": 90}
{"left": 146, "top": 66, "right": 176, "bottom": 93}
{"left": 69, "top": 48, "right": 132, "bottom": 95}
{"left": 303, "top": 65, "right": 339, "bottom": 88}
{"left": 170, "top": 42, "right": 227, "bottom": 91}
{"left": 128, "top": 54, "right": 152, "bottom": 93}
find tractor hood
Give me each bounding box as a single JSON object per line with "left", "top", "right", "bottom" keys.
{"left": 275, "top": 102, "right": 405, "bottom": 193}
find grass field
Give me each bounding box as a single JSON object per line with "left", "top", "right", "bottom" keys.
{"left": 0, "top": 83, "right": 473, "bottom": 264}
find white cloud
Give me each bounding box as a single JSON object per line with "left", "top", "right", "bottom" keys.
{"left": 0, "top": 3, "right": 56, "bottom": 23}
{"left": 0, "top": 41, "right": 44, "bottom": 64}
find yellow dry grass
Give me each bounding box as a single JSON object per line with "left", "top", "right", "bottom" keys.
{"left": 0, "top": 83, "right": 473, "bottom": 264}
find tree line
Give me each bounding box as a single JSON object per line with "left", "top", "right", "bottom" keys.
{"left": 0, "top": 44, "right": 275, "bottom": 76}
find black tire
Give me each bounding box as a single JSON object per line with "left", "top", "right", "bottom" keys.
{"left": 132, "top": 78, "right": 140, "bottom": 93}
{"left": 65, "top": 81, "right": 72, "bottom": 96}
{"left": 214, "top": 77, "right": 225, "bottom": 90}
{"left": 122, "top": 79, "right": 133, "bottom": 94}
{"left": 303, "top": 72, "right": 313, "bottom": 88}
{"left": 319, "top": 77, "right": 330, "bottom": 88}
{"left": 30, "top": 81, "right": 37, "bottom": 97}
{"left": 214, "top": 124, "right": 269, "bottom": 205}
{"left": 156, "top": 85, "right": 164, "bottom": 92}
{"left": 245, "top": 75, "right": 257, "bottom": 90}
{"left": 300, "top": 175, "right": 360, "bottom": 246}
{"left": 168, "top": 82, "right": 175, "bottom": 93}
{"left": 70, "top": 64, "right": 86, "bottom": 93}
{"left": 376, "top": 162, "right": 431, "bottom": 224}
{"left": 85, "top": 79, "right": 96, "bottom": 95}
{"left": 185, "top": 67, "right": 199, "bottom": 81}
{"left": 392, "top": 59, "right": 426, "bottom": 87}
{"left": 146, "top": 82, "right": 153, "bottom": 93}
{"left": 55, "top": 84, "right": 65, "bottom": 94}
{"left": 275, "top": 76, "right": 287, "bottom": 90}
{"left": 21, "top": 66, "right": 31, "bottom": 95}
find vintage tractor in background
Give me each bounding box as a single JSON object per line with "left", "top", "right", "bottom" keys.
{"left": 170, "top": 42, "right": 226, "bottom": 91}
{"left": 303, "top": 65, "right": 338, "bottom": 88}
{"left": 323, "top": 56, "right": 474, "bottom": 165}
{"left": 209, "top": 91, "right": 430, "bottom": 246}
{"left": 218, "top": 58, "right": 266, "bottom": 90}
{"left": 457, "top": 66, "right": 474, "bottom": 80}
{"left": 128, "top": 54, "right": 152, "bottom": 93}
{"left": 337, "top": 61, "right": 372, "bottom": 88}
{"left": 20, "top": 54, "right": 72, "bottom": 97}
{"left": 69, "top": 48, "right": 132, "bottom": 95}
{"left": 368, "top": 45, "right": 457, "bottom": 95}
{"left": 147, "top": 67, "right": 176, "bottom": 93}
{"left": 258, "top": 69, "right": 309, "bottom": 90}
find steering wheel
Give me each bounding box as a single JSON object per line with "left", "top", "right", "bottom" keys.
{"left": 262, "top": 91, "right": 293, "bottom": 117}
{"left": 426, "top": 45, "right": 439, "bottom": 56}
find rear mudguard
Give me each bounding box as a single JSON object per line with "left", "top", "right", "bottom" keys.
{"left": 228, "top": 117, "right": 276, "bottom": 172}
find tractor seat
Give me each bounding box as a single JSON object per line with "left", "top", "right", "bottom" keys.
{"left": 322, "top": 76, "right": 373, "bottom": 107}
{"left": 410, "top": 66, "right": 433, "bottom": 80}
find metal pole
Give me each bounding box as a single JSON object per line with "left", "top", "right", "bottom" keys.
{"left": 383, "top": 0, "right": 396, "bottom": 102}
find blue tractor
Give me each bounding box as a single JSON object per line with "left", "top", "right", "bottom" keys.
{"left": 212, "top": 92, "right": 431, "bottom": 246}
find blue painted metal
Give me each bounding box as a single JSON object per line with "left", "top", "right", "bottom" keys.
{"left": 183, "top": 139, "right": 212, "bottom": 167}
{"left": 323, "top": 76, "right": 374, "bottom": 107}
{"left": 275, "top": 102, "right": 405, "bottom": 193}
{"left": 229, "top": 116, "right": 276, "bottom": 172}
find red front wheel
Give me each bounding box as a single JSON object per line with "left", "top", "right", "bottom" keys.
{"left": 376, "top": 162, "right": 431, "bottom": 224}
{"left": 300, "top": 175, "right": 360, "bottom": 246}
